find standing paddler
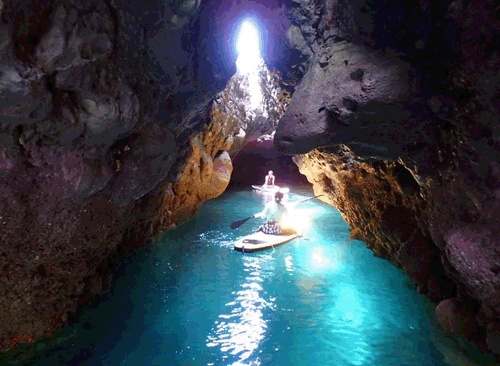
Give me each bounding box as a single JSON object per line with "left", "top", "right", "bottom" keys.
{"left": 253, "top": 191, "right": 297, "bottom": 235}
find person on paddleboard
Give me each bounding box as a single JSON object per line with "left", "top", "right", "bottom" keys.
{"left": 262, "top": 170, "right": 275, "bottom": 188}
{"left": 254, "top": 191, "right": 296, "bottom": 235}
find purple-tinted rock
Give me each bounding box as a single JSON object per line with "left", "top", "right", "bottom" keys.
{"left": 111, "top": 126, "right": 177, "bottom": 204}
{"left": 79, "top": 157, "right": 114, "bottom": 199}
{"left": 445, "top": 226, "right": 500, "bottom": 300}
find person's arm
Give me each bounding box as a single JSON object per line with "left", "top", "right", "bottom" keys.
{"left": 270, "top": 176, "right": 275, "bottom": 185}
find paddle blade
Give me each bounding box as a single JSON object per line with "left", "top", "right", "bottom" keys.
{"left": 291, "top": 194, "right": 324, "bottom": 207}
{"left": 231, "top": 216, "right": 253, "bottom": 230}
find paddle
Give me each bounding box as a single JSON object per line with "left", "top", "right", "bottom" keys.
{"left": 230, "top": 194, "right": 324, "bottom": 230}
{"left": 230, "top": 215, "right": 255, "bottom": 230}
{"left": 289, "top": 194, "right": 324, "bottom": 208}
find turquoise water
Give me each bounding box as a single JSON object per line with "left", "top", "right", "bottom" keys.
{"left": 9, "top": 188, "right": 497, "bottom": 365}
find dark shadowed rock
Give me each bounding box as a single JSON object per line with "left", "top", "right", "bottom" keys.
{"left": 111, "top": 126, "right": 178, "bottom": 204}
{"left": 487, "top": 322, "right": 500, "bottom": 355}
{"left": 395, "top": 236, "right": 434, "bottom": 291}
{"left": 445, "top": 226, "right": 500, "bottom": 300}
{"left": 275, "top": 43, "right": 428, "bottom": 159}
{"left": 436, "top": 298, "right": 477, "bottom": 339}
{"left": 0, "top": 0, "right": 283, "bottom": 349}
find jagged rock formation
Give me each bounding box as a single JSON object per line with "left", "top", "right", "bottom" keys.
{"left": 0, "top": 0, "right": 214, "bottom": 349}
{"left": 0, "top": 0, "right": 289, "bottom": 351}
{"left": 127, "top": 99, "right": 243, "bottom": 247}
{"left": 276, "top": 0, "right": 500, "bottom": 356}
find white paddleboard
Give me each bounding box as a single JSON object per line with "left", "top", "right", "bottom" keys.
{"left": 234, "top": 231, "right": 299, "bottom": 253}
{"left": 252, "top": 185, "right": 278, "bottom": 192}
{"left": 252, "top": 185, "right": 287, "bottom": 194}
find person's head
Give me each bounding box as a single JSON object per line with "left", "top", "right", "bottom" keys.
{"left": 268, "top": 170, "right": 273, "bottom": 176}
{"left": 275, "top": 191, "right": 283, "bottom": 203}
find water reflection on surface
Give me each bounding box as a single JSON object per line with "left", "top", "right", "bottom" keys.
{"left": 206, "top": 256, "right": 274, "bottom": 363}
{"left": 10, "top": 189, "right": 498, "bottom": 366}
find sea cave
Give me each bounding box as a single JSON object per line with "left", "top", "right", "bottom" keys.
{"left": 1, "top": 0, "right": 500, "bottom": 364}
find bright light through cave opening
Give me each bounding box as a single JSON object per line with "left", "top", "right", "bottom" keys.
{"left": 236, "top": 20, "right": 261, "bottom": 73}
{"left": 236, "top": 19, "right": 264, "bottom": 110}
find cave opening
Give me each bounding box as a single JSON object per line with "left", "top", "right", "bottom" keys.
{"left": 213, "top": 13, "right": 308, "bottom": 190}
{"left": 235, "top": 19, "right": 264, "bottom": 111}
{"left": 235, "top": 19, "right": 261, "bottom": 74}
{"left": 231, "top": 17, "right": 265, "bottom": 114}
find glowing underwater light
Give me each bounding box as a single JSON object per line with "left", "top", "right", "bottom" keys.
{"left": 311, "top": 246, "right": 330, "bottom": 269}
{"left": 281, "top": 209, "right": 312, "bottom": 235}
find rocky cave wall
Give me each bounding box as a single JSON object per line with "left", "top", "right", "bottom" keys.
{"left": 0, "top": 0, "right": 289, "bottom": 351}
{"left": 276, "top": 0, "right": 500, "bottom": 356}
